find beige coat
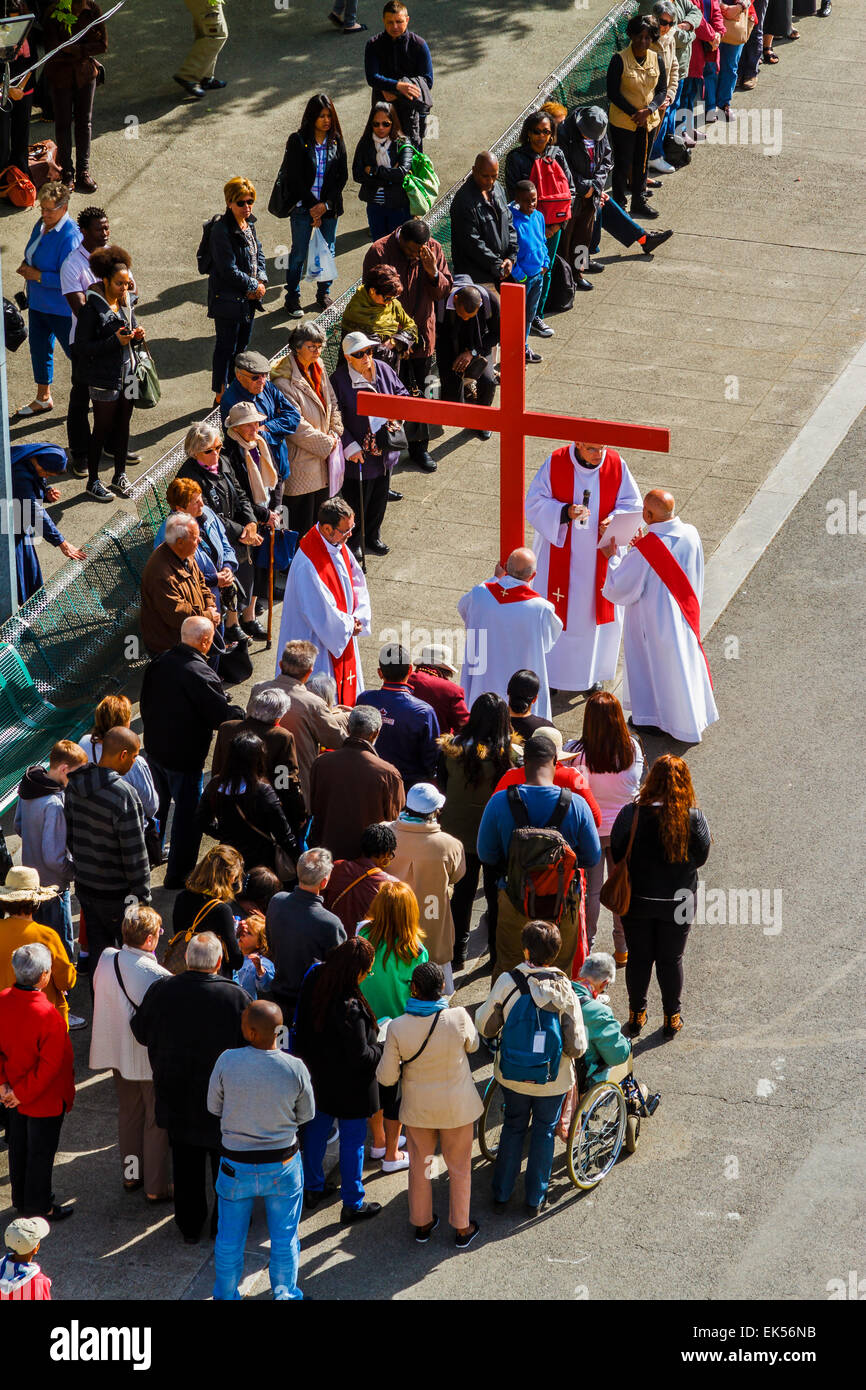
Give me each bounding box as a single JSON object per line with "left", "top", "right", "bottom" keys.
{"left": 387, "top": 818, "right": 466, "bottom": 965}
{"left": 377, "top": 1005, "right": 483, "bottom": 1129}
{"left": 652, "top": 29, "right": 680, "bottom": 103}
{"left": 271, "top": 354, "right": 343, "bottom": 499}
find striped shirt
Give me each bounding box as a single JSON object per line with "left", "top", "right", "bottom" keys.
{"left": 312, "top": 139, "right": 328, "bottom": 199}
{"left": 0, "top": 1257, "right": 52, "bottom": 1300}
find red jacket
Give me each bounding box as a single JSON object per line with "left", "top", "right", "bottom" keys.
{"left": 688, "top": 0, "right": 726, "bottom": 77}
{"left": 407, "top": 667, "right": 470, "bottom": 736}
{"left": 0, "top": 986, "right": 75, "bottom": 1118}
{"left": 494, "top": 766, "right": 603, "bottom": 829}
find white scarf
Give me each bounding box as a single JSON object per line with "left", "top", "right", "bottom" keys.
{"left": 373, "top": 135, "right": 392, "bottom": 168}
{"left": 226, "top": 427, "right": 278, "bottom": 506}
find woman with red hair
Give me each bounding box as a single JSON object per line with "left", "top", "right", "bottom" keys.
{"left": 609, "top": 754, "right": 710, "bottom": 1039}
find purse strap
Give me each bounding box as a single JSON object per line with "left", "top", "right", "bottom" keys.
{"left": 113, "top": 951, "right": 138, "bottom": 1015}
{"left": 622, "top": 804, "right": 640, "bottom": 863}
{"left": 330, "top": 866, "right": 378, "bottom": 910}
{"left": 399, "top": 1010, "right": 442, "bottom": 1072}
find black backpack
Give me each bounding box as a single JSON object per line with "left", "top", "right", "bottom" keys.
{"left": 504, "top": 785, "right": 578, "bottom": 924}
{"left": 196, "top": 215, "right": 221, "bottom": 275}
{"left": 545, "top": 254, "right": 575, "bottom": 314}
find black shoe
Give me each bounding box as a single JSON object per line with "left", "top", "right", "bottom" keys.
{"left": 574, "top": 274, "right": 593, "bottom": 291}
{"left": 474, "top": 430, "right": 492, "bottom": 440}
{"left": 642, "top": 229, "right": 674, "bottom": 255}
{"left": 409, "top": 449, "right": 437, "bottom": 472}
{"left": 645, "top": 177, "right": 662, "bottom": 189}
{"left": 583, "top": 681, "right": 605, "bottom": 695}
{"left": 451, "top": 956, "right": 466, "bottom": 972}
{"left": 240, "top": 617, "right": 267, "bottom": 640}
{"left": 530, "top": 317, "right": 554, "bottom": 338}
{"left": 303, "top": 1183, "right": 337, "bottom": 1210}
{"left": 201, "top": 75, "right": 227, "bottom": 89}
{"left": 284, "top": 294, "right": 304, "bottom": 319}
{"left": 86, "top": 479, "right": 113, "bottom": 503}
{"left": 585, "top": 260, "right": 605, "bottom": 273}
{"left": 75, "top": 172, "right": 98, "bottom": 194}
{"left": 340, "top": 1201, "right": 382, "bottom": 1225}
{"left": 173, "top": 74, "right": 204, "bottom": 99}
{"left": 455, "top": 1220, "right": 480, "bottom": 1249}
{"left": 110, "top": 473, "right": 133, "bottom": 498}
{"left": 315, "top": 291, "right": 333, "bottom": 310}
{"left": 225, "top": 625, "right": 249, "bottom": 644}
{"left": 387, "top": 487, "right": 403, "bottom": 501}
{"left": 71, "top": 457, "right": 88, "bottom": 478}
{"left": 632, "top": 200, "right": 659, "bottom": 219}
{"left": 45, "top": 1203, "right": 74, "bottom": 1222}
{"left": 414, "top": 1213, "right": 439, "bottom": 1244}
{"left": 366, "top": 538, "right": 390, "bottom": 556}
{"left": 492, "top": 1199, "right": 509, "bottom": 1214}
{"left": 818, "top": 0, "right": 831, "bottom": 12}
{"left": 104, "top": 448, "right": 142, "bottom": 465}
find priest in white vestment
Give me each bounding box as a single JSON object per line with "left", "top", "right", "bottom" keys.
{"left": 276, "top": 496, "right": 371, "bottom": 704}
{"left": 525, "top": 441, "right": 642, "bottom": 692}
{"left": 457, "top": 547, "right": 563, "bottom": 718}
{"left": 601, "top": 489, "right": 719, "bottom": 743}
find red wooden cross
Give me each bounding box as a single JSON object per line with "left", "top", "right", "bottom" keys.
{"left": 358, "top": 281, "right": 671, "bottom": 560}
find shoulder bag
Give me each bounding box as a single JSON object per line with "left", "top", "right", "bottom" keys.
{"left": 163, "top": 898, "right": 221, "bottom": 975}
{"left": 599, "top": 804, "right": 640, "bottom": 917}
{"left": 121, "top": 304, "right": 161, "bottom": 410}
{"left": 234, "top": 800, "right": 297, "bottom": 882}
{"left": 398, "top": 1010, "right": 442, "bottom": 1078}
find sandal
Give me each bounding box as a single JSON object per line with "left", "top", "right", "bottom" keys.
{"left": 16, "top": 399, "right": 53, "bottom": 417}
{"left": 341, "top": 22, "right": 367, "bottom": 32}
{"left": 787, "top": 28, "right": 800, "bottom": 39}
{"left": 762, "top": 49, "right": 779, "bottom": 63}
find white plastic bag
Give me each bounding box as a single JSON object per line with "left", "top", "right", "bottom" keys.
{"left": 304, "top": 227, "right": 337, "bottom": 283}
{"left": 327, "top": 438, "right": 345, "bottom": 496}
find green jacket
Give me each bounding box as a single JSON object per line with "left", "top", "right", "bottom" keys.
{"left": 572, "top": 981, "right": 632, "bottom": 1084}
{"left": 340, "top": 286, "right": 418, "bottom": 347}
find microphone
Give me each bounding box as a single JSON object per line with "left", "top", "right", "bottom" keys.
{"left": 578, "top": 487, "right": 590, "bottom": 528}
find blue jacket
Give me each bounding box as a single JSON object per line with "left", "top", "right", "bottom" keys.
{"left": 356, "top": 682, "right": 440, "bottom": 789}
{"left": 572, "top": 981, "right": 632, "bottom": 1083}
{"left": 23, "top": 212, "right": 82, "bottom": 318}
{"left": 477, "top": 783, "right": 601, "bottom": 879}
{"left": 509, "top": 204, "right": 550, "bottom": 282}
{"left": 11, "top": 445, "right": 66, "bottom": 604}
{"left": 220, "top": 378, "right": 300, "bottom": 482}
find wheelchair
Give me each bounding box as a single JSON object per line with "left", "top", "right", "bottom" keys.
{"left": 478, "top": 1052, "right": 657, "bottom": 1191}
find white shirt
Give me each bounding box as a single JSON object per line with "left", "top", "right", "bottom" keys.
{"left": 60, "top": 242, "right": 96, "bottom": 344}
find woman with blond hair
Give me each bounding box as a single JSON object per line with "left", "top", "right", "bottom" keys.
{"left": 358, "top": 880, "right": 428, "bottom": 1171}
{"left": 610, "top": 753, "right": 710, "bottom": 1038}
{"left": 207, "top": 176, "right": 267, "bottom": 404}
{"left": 270, "top": 321, "right": 343, "bottom": 537}
{"left": 169, "top": 844, "right": 245, "bottom": 980}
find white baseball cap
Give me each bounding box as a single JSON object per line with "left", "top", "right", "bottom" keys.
{"left": 342, "top": 331, "right": 379, "bottom": 358}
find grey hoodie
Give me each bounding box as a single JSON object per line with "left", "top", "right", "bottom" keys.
{"left": 14, "top": 765, "right": 72, "bottom": 889}
{"left": 476, "top": 961, "right": 587, "bottom": 1096}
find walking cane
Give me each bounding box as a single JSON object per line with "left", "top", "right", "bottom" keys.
{"left": 357, "top": 456, "right": 367, "bottom": 574}
{"left": 265, "top": 527, "right": 275, "bottom": 649}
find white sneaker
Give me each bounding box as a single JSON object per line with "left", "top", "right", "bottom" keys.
{"left": 381, "top": 1152, "right": 410, "bottom": 1173}
{"left": 370, "top": 1135, "right": 407, "bottom": 1159}
{"left": 68, "top": 1013, "right": 87, "bottom": 1030}
{"left": 648, "top": 157, "right": 675, "bottom": 174}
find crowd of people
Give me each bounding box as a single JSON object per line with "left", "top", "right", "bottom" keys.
{"left": 0, "top": 0, "right": 757, "bottom": 1303}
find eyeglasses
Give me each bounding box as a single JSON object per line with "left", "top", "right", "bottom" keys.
{"left": 235, "top": 198, "right": 255, "bottom": 207}
{"left": 335, "top": 522, "right": 355, "bottom": 537}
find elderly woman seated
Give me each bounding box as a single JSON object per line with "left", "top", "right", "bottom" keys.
{"left": 340, "top": 263, "right": 418, "bottom": 364}
{"left": 573, "top": 952, "right": 633, "bottom": 1084}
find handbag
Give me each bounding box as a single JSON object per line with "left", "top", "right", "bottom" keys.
{"left": 599, "top": 805, "right": 640, "bottom": 917}
{"left": 27, "top": 139, "right": 61, "bottom": 190}
{"left": 234, "top": 801, "right": 298, "bottom": 883}
{"left": 398, "top": 1010, "right": 442, "bottom": 1077}
{"left": 0, "top": 164, "right": 36, "bottom": 208}
{"left": 253, "top": 526, "right": 298, "bottom": 572}
{"left": 163, "top": 898, "right": 221, "bottom": 975}
{"left": 120, "top": 306, "right": 161, "bottom": 409}
{"left": 398, "top": 140, "right": 439, "bottom": 216}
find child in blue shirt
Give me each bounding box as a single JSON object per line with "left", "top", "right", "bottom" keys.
{"left": 508, "top": 181, "right": 550, "bottom": 362}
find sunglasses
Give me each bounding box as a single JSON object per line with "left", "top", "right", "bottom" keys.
{"left": 235, "top": 198, "right": 255, "bottom": 207}
{"left": 242, "top": 371, "right": 267, "bottom": 381}
{"left": 531, "top": 127, "right": 551, "bottom": 135}
{"left": 658, "top": 16, "right": 673, "bottom": 23}
{"left": 202, "top": 445, "right": 222, "bottom": 454}
{"left": 350, "top": 348, "right": 374, "bottom": 358}
{"left": 372, "top": 121, "right": 392, "bottom": 129}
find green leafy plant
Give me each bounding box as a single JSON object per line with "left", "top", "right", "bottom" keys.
{"left": 49, "top": 1, "right": 76, "bottom": 34}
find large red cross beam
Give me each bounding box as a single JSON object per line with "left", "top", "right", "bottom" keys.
{"left": 358, "top": 281, "right": 671, "bottom": 560}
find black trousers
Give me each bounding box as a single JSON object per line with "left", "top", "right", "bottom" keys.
{"left": 212, "top": 315, "right": 253, "bottom": 395}
{"left": 622, "top": 915, "right": 691, "bottom": 1014}
{"left": 87, "top": 393, "right": 135, "bottom": 484}
{"left": 52, "top": 78, "right": 96, "bottom": 178}
{"left": 0, "top": 90, "right": 33, "bottom": 175}
{"left": 450, "top": 852, "right": 500, "bottom": 964}
{"left": 170, "top": 1139, "right": 220, "bottom": 1240}
{"left": 77, "top": 892, "right": 126, "bottom": 983}
{"left": 399, "top": 354, "right": 435, "bottom": 450}
{"left": 7, "top": 1107, "right": 66, "bottom": 1216}
{"left": 609, "top": 123, "right": 650, "bottom": 208}
{"left": 283, "top": 485, "right": 329, "bottom": 538}
{"left": 341, "top": 471, "right": 389, "bottom": 547}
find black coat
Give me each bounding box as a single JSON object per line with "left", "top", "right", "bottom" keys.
{"left": 221, "top": 436, "right": 275, "bottom": 525}
{"left": 171, "top": 890, "right": 244, "bottom": 980}
{"left": 140, "top": 643, "right": 245, "bottom": 773}
{"left": 129, "top": 971, "right": 249, "bottom": 1146}
{"left": 72, "top": 289, "right": 138, "bottom": 391}
{"left": 175, "top": 455, "right": 256, "bottom": 550}
{"left": 351, "top": 133, "right": 413, "bottom": 208}
{"left": 196, "top": 778, "right": 297, "bottom": 874}
{"left": 207, "top": 209, "right": 267, "bottom": 322}
{"left": 557, "top": 113, "right": 614, "bottom": 200}
{"left": 293, "top": 975, "right": 382, "bottom": 1119}
{"left": 449, "top": 175, "right": 518, "bottom": 284}
{"left": 269, "top": 131, "right": 348, "bottom": 219}
{"left": 503, "top": 143, "right": 575, "bottom": 201}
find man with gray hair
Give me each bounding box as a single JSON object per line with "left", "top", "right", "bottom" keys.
{"left": 130, "top": 931, "right": 247, "bottom": 1243}
{"left": 0, "top": 943, "right": 76, "bottom": 1221}
{"left": 309, "top": 703, "right": 403, "bottom": 860}
{"left": 457, "top": 546, "right": 563, "bottom": 719}
{"left": 140, "top": 512, "right": 219, "bottom": 655}
{"left": 210, "top": 687, "right": 303, "bottom": 829}
{"left": 265, "top": 849, "right": 346, "bottom": 1019}
{"left": 250, "top": 640, "right": 349, "bottom": 802}
{"left": 141, "top": 616, "right": 245, "bottom": 889}
{"left": 574, "top": 952, "right": 632, "bottom": 1085}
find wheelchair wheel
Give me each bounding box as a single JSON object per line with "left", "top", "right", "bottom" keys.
{"left": 566, "top": 1082, "right": 627, "bottom": 1189}
{"left": 479, "top": 1078, "right": 505, "bottom": 1162}
{"left": 625, "top": 1113, "right": 641, "bottom": 1154}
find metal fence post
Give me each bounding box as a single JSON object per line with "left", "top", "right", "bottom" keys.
{"left": 0, "top": 248, "right": 20, "bottom": 623}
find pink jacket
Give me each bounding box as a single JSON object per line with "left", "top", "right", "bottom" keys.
{"left": 688, "top": 0, "right": 726, "bottom": 77}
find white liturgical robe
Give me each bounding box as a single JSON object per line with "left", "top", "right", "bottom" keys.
{"left": 457, "top": 575, "right": 563, "bottom": 720}
{"left": 525, "top": 445, "right": 642, "bottom": 689}
{"left": 601, "top": 516, "right": 719, "bottom": 744}
{"left": 277, "top": 529, "right": 372, "bottom": 693}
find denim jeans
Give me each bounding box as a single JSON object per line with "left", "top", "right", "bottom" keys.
{"left": 366, "top": 203, "right": 409, "bottom": 242}
{"left": 286, "top": 211, "right": 338, "bottom": 297}
{"left": 301, "top": 1110, "right": 366, "bottom": 1209}
{"left": 330, "top": 0, "right": 358, "bottom": 26}
{"left": 714, "top": 43, "right": 744, "bottom": 111}
{"left": 590, "top": 198, "right": 646, "bottom": 252}
{"left": 522, "top": 272, "right": 545, "bottom": 344}
{"left": 492, "top": 1088, "right": 565, "bottom": 1207}
{"left": 28, "top": 308, "right": 71, "bottom": 387}
{"left": 650, "top": 97, "right": 678, "bottom": 160}
{"left": 740, "top": 0, "right": 768, "bottom": 81}
{"left": 213, "top": 1152, "right": 304, "bottom": 1300}
{"left": 148, "top": 761, "right": 204, "bottom": 886}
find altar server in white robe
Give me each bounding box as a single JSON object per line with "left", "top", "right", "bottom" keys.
{"left": 457, "top": 548, "right": 563, "bottom": 719}
{"left": 276, "top": 496, "right": 371, "bottom": 704}
{"left": 525, "top": 441, "right": 642, "bottom": 692}
{"left": 601, "top": 489, "right": 719, "bottom": 744}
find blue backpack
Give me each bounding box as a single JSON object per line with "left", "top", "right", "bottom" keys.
{"left": 498, "top": 969, "right": 563, "bottom": 1085}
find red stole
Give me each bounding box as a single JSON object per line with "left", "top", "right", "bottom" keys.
{"left": 484, "top": 581, "right": 538, "bottom": 605}
{"left": 299, "top": 526, "right": 360, "bottom": 705}
{"left": 546, "top": 446, "right": 623, "bottom": 628}
{"left": 634, "top": 532, "right": 713, "bottom": 689}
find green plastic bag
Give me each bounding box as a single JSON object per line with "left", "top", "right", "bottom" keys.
{"left": 129, "top": 346, "right": 161, "bottom": 410}
{"left": 400, "top": 140, "right": 440, "bottom": 216}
